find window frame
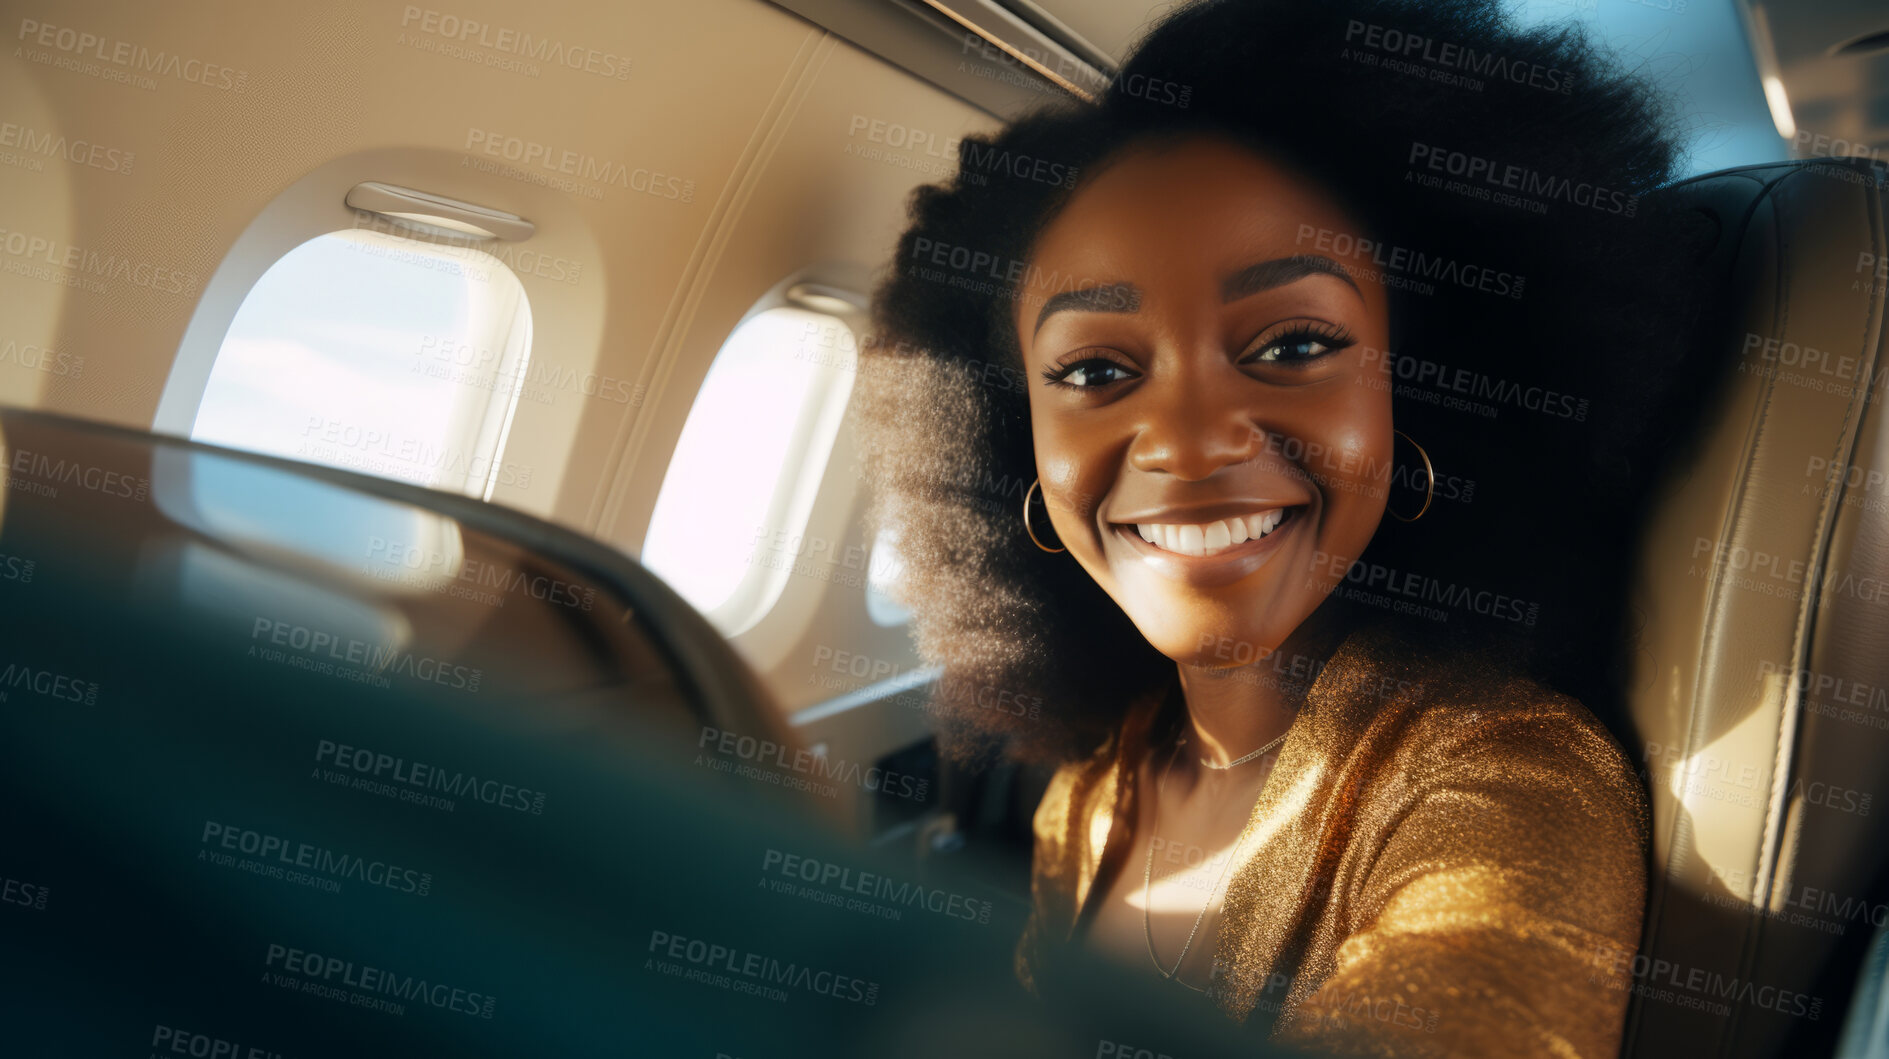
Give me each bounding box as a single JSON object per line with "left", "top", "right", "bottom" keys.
{"left": 642, "top": 295, "right": 866, "bottom": 638}
{"left": 637, "top": 270, "right": 877, "bottom": 674}
{"left": 184, "top": 225, "right": 535, "bottom": 500}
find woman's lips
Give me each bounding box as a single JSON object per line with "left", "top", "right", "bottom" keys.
{"left": 1108, "top": 506, "right": 1306, "bottom": 585}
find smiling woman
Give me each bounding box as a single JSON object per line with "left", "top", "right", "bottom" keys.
{"left": 853, "top": 0, "right": 1723, "bottom": 1055}
{"left": 1018, "top": 139, "right": 1394, "bottom": 670}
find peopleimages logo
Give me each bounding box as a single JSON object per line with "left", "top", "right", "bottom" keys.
{"left": 1757, "top": 659, "right": 1887, "bottom": 711}
{"left": 1589, "top": 943, "right": 1822, "bottom": 1021}
{"left": 199, "top": 821, "right": 434, "bottom": 896}
{"left": 1191, "top": 633, "right": 1421, "bottom": 701}
{"left": 1689, "top": 537, "right": 1889, "bottom": 605}
{"left": 463, "top": 129, "right": 693, "bottom": 202}
{"left": 957, "top": 140, "right": 1080, "bottom": 188}
{"left": 1343, "top": 19, "right": 1572, "bottom": 94}
{"left": 1407, "top": 142, "right": 1637, "bottom": 217}
{"left": 1741, "top": 332, "right": 1881, "bottom": 389}
{"left": 843, "top": 115, "right": 1079, "bottom": 189}
{"left": 906, "top": 236, "right": 1136, "bottom": 302}
{"left": 250, "top": 617, "right": 484, "bottom": 692}
{"left": 0, "top": 120, "right": 133, "bottom": 174}
{"left": 1357, "top": 345, "right": 1589, "bottom": 421}
{"left": 0, "top": 338, "right": 83, "bottom": 378}
{"left": 807, "top": 646, "right": 1042, "bottom": 720}
{"left": 760, "top": 848, "right": 994, "bottom": 924}
{"left": 263, "top": 943, "right": 496, "bottom": 1018}
{"left": 15, "top": 18, "right": 249, "bottom": 92}
{"left": 1311, "top": 550, "right": 1540, "bottom": 626}
{"left": 364, "top": 535, "right": 597, "bottom": 611}
{"left": 398, "top": 7, "right": 632, "bottom": 79}
{"left": 646, "top": 929, "right": 880, "bottom": 1006}
{"left": 349, "top": 213, "right": 587, "bottom": 287}
{"left": 2, "top": 874, "right": 49, "bottom": 911}
{"left": 1294, "top": 227, "right": 1523, "bottom": 300}
{"left": 315, "top": 738, "right": 547, "bottom": 814}
{"left": 3, "top": 446, "right": 149, "bottom": 500}
{"left": 0, "top": 659, "right": 100, "bottom": 704}
{"left": 1715, "top": 866, "right": 1889, "bottom": 933}
{"left": 696, "top": 726, "right": 929, "bottom": 802}
{"left": 149, "top": 1023, "right": 285, "bottom": 1059}
{"left": 298, "top": 417, "right": 533, "bottom": 489}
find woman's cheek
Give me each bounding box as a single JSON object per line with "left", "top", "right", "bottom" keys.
{"left": 1294, "top": 396, "right": 1393, "bottom": 587}
{"left": 1322, "top": 444, "right": 1388, "bottom": 585}
{"left": 1036, "top": 449, "right": 1096, "bottom": 549}
{"left": 1338, "top": 433, "right": 1393, "bottom": 530}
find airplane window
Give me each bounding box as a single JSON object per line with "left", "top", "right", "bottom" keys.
{"left": 642, "top": 306, "right": 856, "bottom": 633}
{"left": 189, "top": 228, "right": 533, "bottom": 500}
{"left": 865, "top": 524, "right": 912, "bottom": 627}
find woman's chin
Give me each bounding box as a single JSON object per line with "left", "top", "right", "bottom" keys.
{"left": 1136, "top": 621, "right": 1294, "bottom": 671}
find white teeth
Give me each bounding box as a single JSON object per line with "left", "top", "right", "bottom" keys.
{"left": 1177, "top": 524, "right": 1205, "bottom": 555}
{"left": 1131, "top": 510, "right": 1292, "bottom": 557}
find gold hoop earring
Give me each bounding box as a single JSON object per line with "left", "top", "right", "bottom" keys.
{"left": 1390, "top": 429, "right": 1434, "bottom": 523}
{"left": 1023, "top": 478, "right": 1066, "bottom": 553}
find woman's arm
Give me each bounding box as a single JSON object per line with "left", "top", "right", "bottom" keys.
{"left": 1274, "top": 694, "right": 1649, "bottom": 1058}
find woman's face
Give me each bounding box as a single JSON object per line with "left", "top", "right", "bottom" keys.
{"left": 1014, "top": 135, "right": 1394, "bottom": 667}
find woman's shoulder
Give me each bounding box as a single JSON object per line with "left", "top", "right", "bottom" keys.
{"left": 1029, "top": 680, "right": 1176, "bottom": 848}
{"left": 1338, "top": 621, "right": 1644, "bottom": 809}
{"left": 1379, "top": 634, "right": 1648, "bottom": 824}
{"left": 1030, "top": 737, "right": 1119, "bottom": 852}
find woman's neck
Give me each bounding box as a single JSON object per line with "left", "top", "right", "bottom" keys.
{"left": 1175, "top": 602, "right": 1351, "bottom": 769}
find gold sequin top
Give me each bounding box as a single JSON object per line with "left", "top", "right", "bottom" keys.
{"left": 1015, "top": 623, "right": 1649, "bottom": 1057}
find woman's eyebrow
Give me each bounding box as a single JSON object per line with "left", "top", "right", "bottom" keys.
{"left": 1028, "top": 255, "right": 1358, "bottom": 336}
{"left": 1221, "top": 254, "right": 1361, "bottom": 302}
{"left": 1032, "top": 283, "right": 1142, "bottom": 335}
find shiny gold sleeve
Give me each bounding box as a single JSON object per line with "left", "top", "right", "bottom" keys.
{"left": 1015, "top": 758, "right": 1085, "bottom": 996}
{"left": 1274, "top": 694, "right": 1649, "bottom": 1058}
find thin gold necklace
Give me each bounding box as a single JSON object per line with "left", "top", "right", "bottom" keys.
{"left": 1199, "top": 729, "right": 1288, "bottom": 770}
{"left": 1142, "top": 731, "right": 1286, "bottom": 990}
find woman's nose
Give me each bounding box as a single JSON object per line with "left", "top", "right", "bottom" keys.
{"left": 1126, "top": 377, "right": 1266, "bottom": 481}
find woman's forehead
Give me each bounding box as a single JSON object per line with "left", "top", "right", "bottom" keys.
{"left": 1021, "top": 137, "right": 1368, "bottom": 285}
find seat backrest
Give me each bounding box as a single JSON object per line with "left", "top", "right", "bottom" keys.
{"left": 1625, "top": 157, "right": 1889, "bottom": 1057}
{"left": 0, "top": 416, "right": 1296, "bottom": 1058}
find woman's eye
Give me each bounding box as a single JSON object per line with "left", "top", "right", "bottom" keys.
{"left": 1244, "top": 328, "right": 1353, "bottom": 365}
{"left": 1044, "top": 358, "right": 1138, "bottom": 388}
